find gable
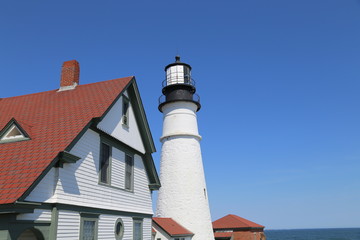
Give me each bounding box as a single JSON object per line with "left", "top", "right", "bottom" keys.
{"left": 97, "top": 90, "right": 145, "bottom": 154}
{"left": 153, "top": 223, "right": 171, "bottom": 240}
{"left": 96, "top": 79, "right": 160, "bottom": 190}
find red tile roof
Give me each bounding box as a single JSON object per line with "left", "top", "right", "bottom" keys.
{"left": 153, "top": 217, "right": 194, "bottom": 237}
{"left": 0, "top": 77, "right": 132, "bottom": 204}
{"left": 213, "top": 214, "right": 264, "bottom": 230}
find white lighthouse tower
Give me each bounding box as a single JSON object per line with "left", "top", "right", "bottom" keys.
{"left": 156, "top": 56, "right": 214, "bottom": 240}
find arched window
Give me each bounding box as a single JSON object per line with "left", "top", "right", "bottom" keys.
{"left": 17, "top": 228, "right": 44, "bottom": 240}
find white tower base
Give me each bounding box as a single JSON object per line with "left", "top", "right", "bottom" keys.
{"left": 156, "top": 101, "right": 214, "bottom": 240}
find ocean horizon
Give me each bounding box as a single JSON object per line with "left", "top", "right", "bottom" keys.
{"left": 265, "top": 228, "right": 360, "bottom": 240}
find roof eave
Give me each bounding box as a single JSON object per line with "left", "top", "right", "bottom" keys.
{"left": 171, "top": 233, "right": 194, "bottom": 237}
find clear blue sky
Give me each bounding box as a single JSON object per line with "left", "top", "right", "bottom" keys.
{"left": 1, "top": 0, "right": 359, "bottom": 230}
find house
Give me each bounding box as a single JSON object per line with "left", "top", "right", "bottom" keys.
{"left": 152, "top": 217, "right": 193, "bottom": 240}
{"left": 213, "top": 214, "right": 266, "bottom": 240}
{"left": 0, "top": 60, "right": 160, "bottom": 239}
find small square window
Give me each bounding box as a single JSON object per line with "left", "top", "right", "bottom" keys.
{"left": 80, "top": 216, "right": 98, "bottom": 240}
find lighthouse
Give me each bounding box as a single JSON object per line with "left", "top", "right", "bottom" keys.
{"left": 156, "top": 56, "right": 214, "bottom": 240}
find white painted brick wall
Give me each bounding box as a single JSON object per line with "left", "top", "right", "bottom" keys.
{"left": 157, "top": 101, "right": 214, "bottom": 240}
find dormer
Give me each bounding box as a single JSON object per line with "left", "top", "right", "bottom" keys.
{"left": 0, "top": 118, "right": 30, "bottom": 143}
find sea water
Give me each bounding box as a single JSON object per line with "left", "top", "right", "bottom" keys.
{"left": 265, "top": 228, "right": 360, "bottom": 240}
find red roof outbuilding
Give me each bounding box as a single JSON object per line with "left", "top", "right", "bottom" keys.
{"left": 213, "top": 214, "right": 265, "bottom": 240}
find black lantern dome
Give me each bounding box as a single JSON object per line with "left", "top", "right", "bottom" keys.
{"left": 158, "top": 56, "right": 201, "bottom": 112}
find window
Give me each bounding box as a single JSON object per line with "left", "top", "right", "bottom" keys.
{"left": 115, "top": 218, "right": 124, "bottom": 240}
{"left": 83, "top": 220, "right": 96, "bottom": 240}
{"left": 80, "top": 216, "right": 98, "bottom": 240}
{"left": 133, "top": 219, "right": 143, "bottom": 240}
{"left": 2, "top": 125, "right": 23, "bottom": 140}
{"left": 100, "top": 142, "right": 111, "bottom": 184}
{"left": 122, "top": 96, "right": 129, "bottom": 126}
{"left": 99, "top": 138, "right": 135, "bottom": 191}
{"left": 184, "top": 65, "right": 191, "bottom": 84}
{"left": 0, "top": 120, "right": 29, "bottom": 143}
{"left": 125, "top": 154, "right": 134, "bottom": 190}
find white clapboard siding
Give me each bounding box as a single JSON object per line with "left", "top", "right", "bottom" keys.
{"left": 143, "top": 217, "right": 152, "bottom": 240}
{"left": 97, "top": 215, "right": 116, "bottom": 239}
{"left": 153, "top": 224, "right": 171, "bottom": 240}
{"left": 97, "top": 92, "right": 146, "bottom": 154}
{"left": 43, "top": 129, "right": 153, "bottom": 214}
{"left": 97, "top": 215, "right": 134, "bottom": 240}
{"left": 25, "top": 167, "right": 58, "bottom": 203}
{"left": 55, "top": 213, "right": 153, "bottom": 240}
{"left": 133, "top": 154, "right": 153, "bottom": 208}
{"left": 57, "top": 211, "right": 80, "bottom": 239}
{"left": 16, "top": 209, "right": 52, "bottom": 221}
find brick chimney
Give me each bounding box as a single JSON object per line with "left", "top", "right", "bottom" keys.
{"left": 59, "top": 60, "right": 79, "bottom": 91}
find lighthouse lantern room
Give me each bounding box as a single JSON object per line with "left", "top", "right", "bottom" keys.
{"left": 165, "top": 55, "right": 191, "bottom": 85}
{"left": 159, "top": 56, "right": 200, "bottom": 112}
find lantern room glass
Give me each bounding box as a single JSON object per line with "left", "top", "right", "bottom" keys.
{"left": 166, "top": 65, "right": 191, "bottom": 86}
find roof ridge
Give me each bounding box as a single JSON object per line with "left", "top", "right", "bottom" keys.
{"left": 1, "top": 76, "right": 134, "bottom": 100}
{"left": 213, "top": 214, "right": 264, "bottom": 229}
